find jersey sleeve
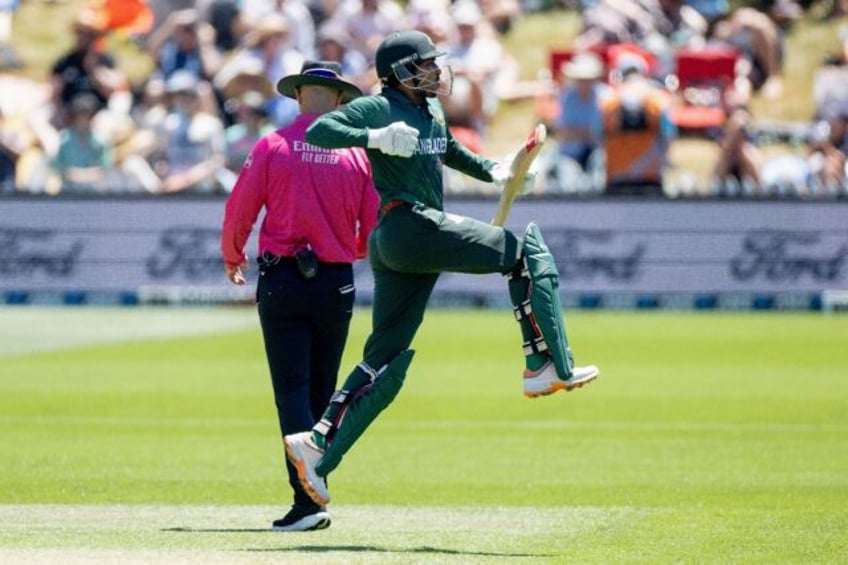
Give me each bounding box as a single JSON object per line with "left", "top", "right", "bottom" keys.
{"left": 443, "top": 125, "right": 497, "bottom": 182}
{"left": 305, "top": 97, "right": 389, "bottom": 149}
{"left": 220, "top": 137, "right": 269, "bottom": 269}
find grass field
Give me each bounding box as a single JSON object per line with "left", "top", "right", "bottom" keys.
{"left": 1, "top": 306, "right": 846, "bottom": 563}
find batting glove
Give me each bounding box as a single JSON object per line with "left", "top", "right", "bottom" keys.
{"left": 491, "top": 154, "right": 539, "bottom": 193}
{"left": 367, "top": 122, "right": 420, "bottom": 157}
{"left": 490, "top": 161, "right": 513, "bottom": 191}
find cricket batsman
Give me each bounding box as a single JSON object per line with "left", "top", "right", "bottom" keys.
{"left": 284, "top": 30, "right": 600, "bottom": 506}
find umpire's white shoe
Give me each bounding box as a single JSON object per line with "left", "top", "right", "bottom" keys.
{"left": 284, "top": 432, "right": 330, "bottom": 505}
{"left": 524, "top": 361, "right": 599, "bottom": 398}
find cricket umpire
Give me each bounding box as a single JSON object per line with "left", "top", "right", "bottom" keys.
{"left": 283, "top": 31, "right": 600, "bottom": 507}
{"left": 221, "top": 61, "right": 378, "bottom": 531}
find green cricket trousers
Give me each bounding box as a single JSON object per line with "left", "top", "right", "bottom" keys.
{"left": 363, "top": 201, "right": 522, "bottom": 368}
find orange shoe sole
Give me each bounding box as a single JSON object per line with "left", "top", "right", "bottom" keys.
{"left": 284, "top": 440, "right": 330, "bottom": 505}
{"left": 523, "top": 371, "right": 598, "bottom": 398}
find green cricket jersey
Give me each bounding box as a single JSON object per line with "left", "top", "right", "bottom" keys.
{"left": 305, "top": 88, "right": 496, "bottom": 211}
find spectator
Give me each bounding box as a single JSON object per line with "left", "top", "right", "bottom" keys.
{"left": 574, "top": 0, "right": 650, "bottom": 50}
{"left": 575, "top": 0, "right": 706, "bottom": 84}
{"left": 131, "top": 77, "right": 167, "bottom": 132}
{"left": 151, "top": 71, "right": 227, "bottom": 194}
{"left": 241, "top": 0, "right": 317, "bottom": 59}
{"left": 327, "top": 0, "right": 406, "bottom": 63}
{"left": 216, "top": 56, "right": 275, "bottom": 126}
{"left": 206, "top": 0, "right": 246, "bottom": 52}
{"left": 599, "top": 53, "right": 675, "bottom": 195}
{"left": 145, "top": 0, "right": 194, "bottom": 34}
{"left": 406, "top": 0, "right": 452, "bottom": 45}
{"left": 49, "top": 9, "right": 129, "bottom": 129}
{"left": 0, "top": 0, "right": 21, "bottom": 70}
{"left": 143, "top": 9, "right": 223, "bottom": 84}
{"left": 640, "top": 0, "right": 707, "bottom": 46}
{"left": 315, "top": 23, "right": 373, "bottom": 94}
{"left": 224, "top": 90, "right": 274, "bottom": 175}
{"left": 813, "top": 25, "right": 848, "bottom": 142}
{"left": 551, "top": 51, "right": 609, "bottom": 193}
{"left": 709, "top": 90, "right": 763, "bottom": 196}
{"left": 707, "top": 6, "right": 785, "bottom": 100}
{"left": 301, "top": 0, "right": 335, "bottom": 26}
{"left": 0, "top": 107, "right": 17, "bottom": 192}
{"left": 641, "top": 0, "right": 708, "bottom": 81}
{"left": 831, "top": 113, "right": 848, "bottom": 159}
{"left": 803, "top": 120, "right": 847, "bottom": 197}
{"left": 214, "top": 14, "right": 303, "bottom": 127}
{"left": 50, "top": 94, "right": 112, "bottom": 194}
{"left": 764, "top": 0, "right": 803, "bottom": 32}
{"left": 105, "top": 114, "right": 160, "bottom": 194}
{"left": 0, "top": 75, "right": 57, "bottom": 193}
{"left": 443, "top": 1, "right": 516, "bottom": 139}
{"left": 479, "top": 0, "right": 523, "bottom": 35}
{"left": 709, "top": 96, "right": 824, "bottom": 199}
{"left": 758, "top": 152, "right": 815, "bottom": 197}
{"left": 576, "top": 0, "right": 705, "bottom": 51}
{"left": 707, "top": 91, "right": 845, "bottom": 198}
{"left": 440, "top": 7, "right": 486, "bottom": 151}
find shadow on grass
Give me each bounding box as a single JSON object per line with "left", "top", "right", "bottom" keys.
{"left": 245, "top": 545, "right": 552, "bottom": 558}
{"left": 162, "top": 529, "right": 550, "bottom": 558}
{"left": 163, "top": 527, "right": 270, "bottom": 533}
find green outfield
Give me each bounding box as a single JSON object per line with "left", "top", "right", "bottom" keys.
{"left": 0, "top": 306, "right": 846, "bottom": 563}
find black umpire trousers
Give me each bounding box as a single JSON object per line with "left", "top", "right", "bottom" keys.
{"left": 256, "top": 258, "right": 355, "bottom": 508}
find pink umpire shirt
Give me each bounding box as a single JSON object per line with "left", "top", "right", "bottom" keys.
{"left": 221, "top": 113, "right": 378, "bottom": 269}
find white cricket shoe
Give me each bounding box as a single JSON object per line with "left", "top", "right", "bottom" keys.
{"left": 523, "top": 361, "right": 599, "bottom": 398}
{"left": 271, "top": 504, "right": 331, "bottom": 532}
{"left": 284, "top": 432, "right": 330, "bottom": 505}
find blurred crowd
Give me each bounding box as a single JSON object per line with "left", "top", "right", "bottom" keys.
{"left": 531, "top": 0, "right": 848, "bottom": 198}
{"left": 0, "top": 0, "right": 847, "bottom": 198}
{"left": 0, "top": 0, "right": 531, "bottom": 196}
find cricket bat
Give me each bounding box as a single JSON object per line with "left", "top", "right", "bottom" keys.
{"left": 491, "top": 123, "right": 547, "bottom": 227}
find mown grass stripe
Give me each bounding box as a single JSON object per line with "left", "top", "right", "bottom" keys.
{"left": 1, "top": 416, "right": 846, "bottom": 434}
{"left": 0, "top": 504, "right": 644, "bottom": 564}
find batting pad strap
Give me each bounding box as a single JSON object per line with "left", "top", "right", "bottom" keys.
{"left": 313, "top": 419, "right": 332, "bottom": 438}
{"left": 357, "top": 362, "right": 379, "bottom": 382}
{"left": 523, "top": 336, "right": 549, "bottom": 356}
{"left": 513, "top": 299, "right": 532, "bottom": 322}
{"left": 316, "top": 362, "right": 378, "bottom": 444}
{"left": 504, "top": 259, "right": 530, "bottom": 282}
{"left": 314, "top": 390, "right": 351, "bottom": 443}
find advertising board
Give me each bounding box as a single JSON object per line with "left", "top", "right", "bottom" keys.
{"left": 1, "top": 197, "right": 846, "bottom": 309}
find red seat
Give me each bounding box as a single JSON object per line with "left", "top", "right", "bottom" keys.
{"left": 668, "top": 47, "right": 739, "bottom": 133}
{"left": 675, "top": 47, "right": 738, "bottom": 86}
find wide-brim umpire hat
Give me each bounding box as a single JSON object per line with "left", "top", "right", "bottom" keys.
{"left": 276, "top": 61, "right": 362, "bottom": 103}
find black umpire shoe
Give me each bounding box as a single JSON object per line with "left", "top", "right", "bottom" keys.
{"left": 271, "top": 504, "right": 331, "bottom": 532}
